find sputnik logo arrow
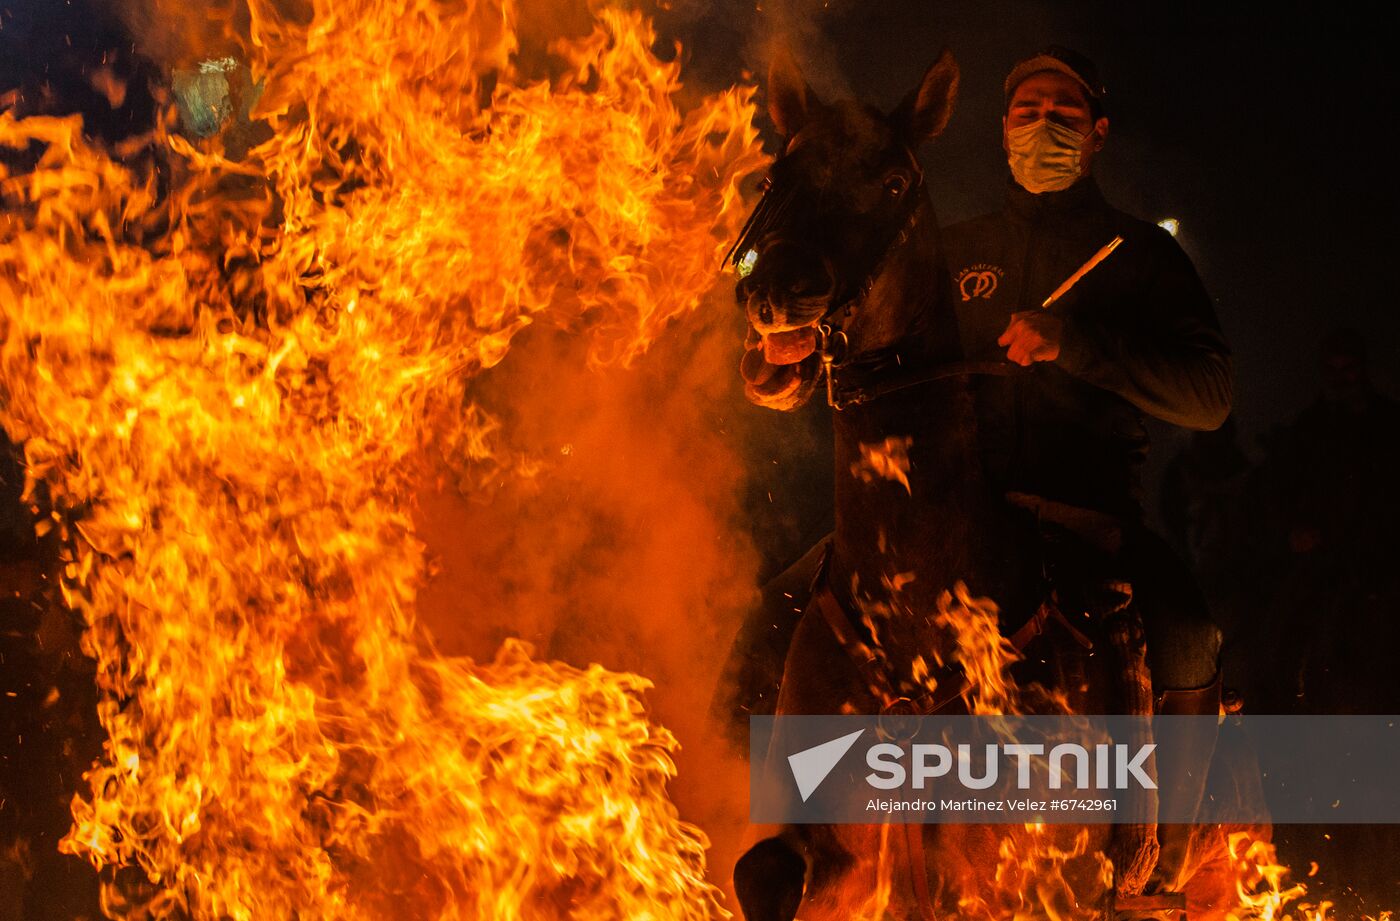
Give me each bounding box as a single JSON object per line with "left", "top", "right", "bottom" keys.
{"left": 788, "top": 729, "right": 865, "bottom": 802}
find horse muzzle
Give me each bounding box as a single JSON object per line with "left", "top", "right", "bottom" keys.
{"left": 738, "top": 240, "right": 835, "bottom": 336}
{"left": 740, "top": 343, "right": 822, "bottom": 411}
{"left": 738, "top": 290, "right": 828, "bottom": 369}
{"left": 737, "top": 291, "right": 827, "bottom": 405}
{"left": 733, "top": 240, "right": 840, "bottom": 410}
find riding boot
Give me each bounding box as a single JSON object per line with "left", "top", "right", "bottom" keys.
{"left": 1150, "top": 673, "right": 1222, "bottom": 893}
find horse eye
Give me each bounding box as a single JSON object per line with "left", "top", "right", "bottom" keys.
{"left": 884, "top": 174, "right": 908, "bottom": 198}
{"left": 758, "top": 176, "right": 773, "bottom": 193}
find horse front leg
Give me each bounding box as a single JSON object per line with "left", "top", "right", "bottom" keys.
{"left": 735, "top": 824, "right": 893, "bottom": 921}
{"left": 734, "top": 835, "right": 805, "bottom": 921}
{"left": 735, "top": 601, "right": 896, "bottom": 921}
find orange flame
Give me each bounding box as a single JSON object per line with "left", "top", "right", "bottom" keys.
{"left": 908, "top": 592, "right": 1389, "bottom": 920}
{"left": 1217, "top": 832, "right": 1392, "bottom": 921}
{"left": 928, "top": 582, "right": 1027, "bottom": 716}
{"left": 0, "top": 0, "right": 763, "bottom": 916}
{"left": 850, "top": 436, "right": 913, "bottom": 495}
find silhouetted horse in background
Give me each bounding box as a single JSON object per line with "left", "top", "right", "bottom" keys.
{"left": 725, "top": 50, "right": 1256, "bottom": 920}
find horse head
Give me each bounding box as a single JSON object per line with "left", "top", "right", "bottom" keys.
{"left": 733, "top": 49, "right": 959, "bottom": 411}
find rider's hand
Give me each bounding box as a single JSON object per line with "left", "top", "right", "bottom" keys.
{"left": 998, "top": 310, "right": 1063, "bottom": 366}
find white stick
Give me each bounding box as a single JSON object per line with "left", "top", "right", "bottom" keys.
{"left": 1041, "top": 235, "right": 1123, "bottom": 309}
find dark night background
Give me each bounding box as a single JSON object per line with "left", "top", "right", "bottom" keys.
{"left": 2, "top": 0, "right": 1396, "bottom": 917}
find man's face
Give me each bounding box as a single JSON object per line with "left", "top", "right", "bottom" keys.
{"left": 1003, "top": 71, "right": 1109, "bottom": 174}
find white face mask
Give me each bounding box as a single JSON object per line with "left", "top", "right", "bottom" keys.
{"left": 1006, "top": 118, "right": 1087, "bottom": 193}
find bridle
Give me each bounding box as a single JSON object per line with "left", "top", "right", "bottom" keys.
{"left": 727, "top": 142, "right": 1015, "bottom": 411}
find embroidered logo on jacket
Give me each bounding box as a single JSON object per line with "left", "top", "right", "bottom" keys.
{"left": 955, "top": 263, "right": 1004, "bottom": 301}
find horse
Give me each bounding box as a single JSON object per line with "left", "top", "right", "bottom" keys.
{"left": 725, "top": 49, "right": 1258, "bottom": 921}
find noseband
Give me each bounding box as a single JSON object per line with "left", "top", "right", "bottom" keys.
{"left": 727, "top": 144, "right": 1015, "bottom": 411}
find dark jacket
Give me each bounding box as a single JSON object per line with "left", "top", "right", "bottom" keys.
{"left": 941, "top": 178, "right": 1232, "bottom": 518}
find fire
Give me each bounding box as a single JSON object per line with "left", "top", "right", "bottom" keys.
{"left": 928, "top": 582, "right": 1028, "bottom": 716}
{"left": 2, "top": 1, "right": 1383, "bottom": 916}
{"left": 1215, "top": 832, "right": 1397, "bottom": 921}
{"left": 850, "top": 436, "right": 913, "bottom": 495}
{"left": 914, "top": 591, "right": 1392, "bottom": 920}
{"left": 0, "top": 0, "right": 763, "bottom": 917}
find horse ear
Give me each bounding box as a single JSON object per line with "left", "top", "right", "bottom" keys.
{"left": 895, "top": 49, "right": 960, "bottom": 145}
{"left": 768, "top": 46, "right": 816, "bottom": 138}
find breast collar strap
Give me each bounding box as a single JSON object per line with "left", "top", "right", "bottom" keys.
{"left": 822, "top": 350, "right": 1018, "bottom": 410}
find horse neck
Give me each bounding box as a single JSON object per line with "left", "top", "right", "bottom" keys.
{"left": 842, "top": 198, "right": 961, "bottom": 366}
{"left": 827, "top": 208, "right": 990, "bottom": 615}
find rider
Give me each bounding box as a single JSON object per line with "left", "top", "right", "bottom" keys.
{"left": 939, "top": 46, "right": 1231, "bottom": 887}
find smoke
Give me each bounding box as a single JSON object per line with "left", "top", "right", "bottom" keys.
{"left": 662, "top": 0, "right": 856, "bottom": 108}
{"left": 412, "top": 296, "right": 763, "bottom": 893}
{"left": 97, "top": 0, "right": 262, "bottom": 69}
{"left": 749, "top": 0, "right": 855, "bottom": 102}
